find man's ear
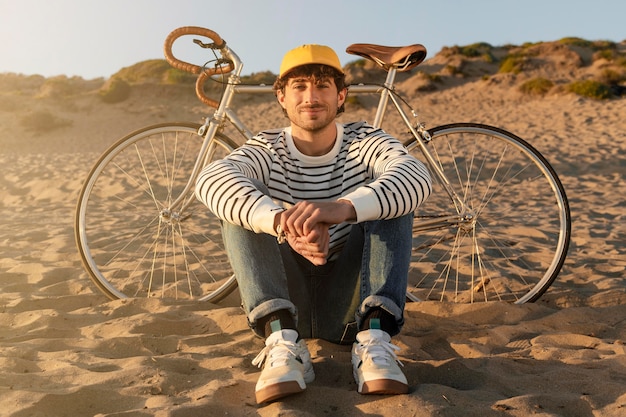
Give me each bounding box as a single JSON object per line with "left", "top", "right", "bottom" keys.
{"left": 276, "top": 89, "right": 286, "bottom": 108}
{"left": 338, "top": 88, "right": 347, "bottom": 107}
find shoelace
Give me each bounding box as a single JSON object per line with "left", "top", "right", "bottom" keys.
{"left": 356, "top": 337, "right": 404, "bottom": 367}
{"left": 252, "top": 339, "right": 301, "bottom": 368}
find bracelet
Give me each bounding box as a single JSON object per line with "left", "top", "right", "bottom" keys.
{"left": 276, "top": 224, "right": 287, "bottom": 244}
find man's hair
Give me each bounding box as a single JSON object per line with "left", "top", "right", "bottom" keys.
{"left": 273, "top": 64, "right": 347, "bottom": 115}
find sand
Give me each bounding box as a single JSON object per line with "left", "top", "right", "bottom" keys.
{"left": 1, "top": 39, "right": 626, "bottom": 416}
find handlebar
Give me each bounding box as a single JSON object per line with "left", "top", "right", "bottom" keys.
{"left": 163, "top": 26, "right": 235, "bottom": 108}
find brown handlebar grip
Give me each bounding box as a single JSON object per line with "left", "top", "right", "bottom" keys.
{"left": 195, "top": 71, "right": 220, "bottom": 108}
{"left": 164, "top": 26, "right": 235, "bottom": 108}
{"left": 164, "top": 26, "right": 225, "bottom": 74}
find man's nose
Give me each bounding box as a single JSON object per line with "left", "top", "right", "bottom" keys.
{"left": 304, "top": 86, "right": 320, "bottom": 103}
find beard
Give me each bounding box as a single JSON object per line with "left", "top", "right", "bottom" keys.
{"left": 288, "top": 103, "right": 338, "bottom": 132}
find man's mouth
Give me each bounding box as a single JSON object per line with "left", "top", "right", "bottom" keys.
{"left": 300, "top": 105, "right": 324, "bottom": 114}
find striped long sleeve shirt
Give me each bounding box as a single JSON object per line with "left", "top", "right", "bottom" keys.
{"left": 195, "top": 121, "right": 432, "bottom": 260}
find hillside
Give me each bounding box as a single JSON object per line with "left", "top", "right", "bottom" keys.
{"left": 0, "top": 37, "right": 624, "bottom": 154}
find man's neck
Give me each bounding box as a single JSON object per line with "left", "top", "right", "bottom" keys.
{"left": 290, "top": 123, "right": 338, "bottom": 156}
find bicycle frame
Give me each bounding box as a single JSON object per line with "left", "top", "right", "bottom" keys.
{"left": 77, "top": 26, "right": 570, "bottom": 304}
{"left": 167, "top": 42, "right": 470, "bottom": 233}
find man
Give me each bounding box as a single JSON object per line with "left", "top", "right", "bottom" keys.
{"left": 195, "top": 44, "right": 431, "bottom": 404}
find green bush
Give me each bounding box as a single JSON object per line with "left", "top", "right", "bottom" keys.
{"left": 480, "top": 53, "right": 496, "bottom": 63}
{"left": 592, "top": 40, "right": 617, "bottom": 50}
{"left": 567, "top": 80, "right": 612, "bottom": 99}
{"left": 499, "top": 56, "right": 525, "bottom": 74}
{"left": 98, "top": 77, "right": 131, "bottom": 103}
{"left": 593, "top": 49, "right": 616, "bottom": 61}
{"left": 165, "top": 68, "right": 196, "bottom": 84}
{"left": 558, "top": 37, "right": 593, "bottom": 48}
{"left": 519, "top": 77, "right": 554, "bottom": 95}
{"left": 240, "top": 71, "right": 276, "bottom": 85}
{"left": 460, "top": 42, "right": 493, "bottom": 58}
{"left": 559, "top": 38, "right": 616, "bottom": 52}
{"left": 441, "top": 43, "right": 495, "bottom": 63}
{"left": 113, "top": 60, "right": 171, "bottom": 83}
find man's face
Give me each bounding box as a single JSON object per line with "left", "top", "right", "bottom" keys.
{"left": 277, "top": 76, "right": 346, "bottom": 133}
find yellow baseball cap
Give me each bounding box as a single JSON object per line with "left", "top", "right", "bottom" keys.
{"left": 279, "top": 44, "right": 344, "bottom": 77}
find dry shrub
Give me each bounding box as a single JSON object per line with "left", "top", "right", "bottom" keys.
{"left": 519, "top": 77, "right": 555, "bottom": 96}
{"left": 499, "top": 56, "right": 526, "bottom": 74}
{"left": 98, "top": 78, "right": 131, "bottom": 103}
{"left": 20, "top": 109, "right": 72, "bottom": 132}
{"left": 38, "top": 76, "right": 82, "bottom": 98}
{"left": 567, "top": 80, "right": 612, "bottom": 99}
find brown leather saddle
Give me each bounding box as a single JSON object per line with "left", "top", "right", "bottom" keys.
{"left": 346, "top": 43, "right": 427, "bottom": 72}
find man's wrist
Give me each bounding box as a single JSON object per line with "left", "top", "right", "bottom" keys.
{"left": 337, "top": 199, "right": 357, "bottom": 222}
{"left": 274, "top": 210, "right": 287, "bottom": 243}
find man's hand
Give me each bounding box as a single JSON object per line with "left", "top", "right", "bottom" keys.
{"left": 286, "top": 223, "right": 330, "bottom": 265}
{"left": 276, "top": 200, "right": 356, "bottom": 265}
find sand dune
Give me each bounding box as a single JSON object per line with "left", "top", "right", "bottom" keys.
{"left": 1, "top": 38, "right": 626, "bottom": 415}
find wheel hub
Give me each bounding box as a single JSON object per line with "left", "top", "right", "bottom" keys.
{"left": 160, "top": 209, "right": 182, "bottom": 225}
{"left": 458, "top": 211, "right": 477, "bottom": 233}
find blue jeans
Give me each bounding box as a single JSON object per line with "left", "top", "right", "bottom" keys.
{"left": 221, "top": 210, "right": 413, "bottom": 344}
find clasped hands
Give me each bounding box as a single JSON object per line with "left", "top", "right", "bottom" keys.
{"left": 274, "top": 200, "right": 356, "bottom": 266}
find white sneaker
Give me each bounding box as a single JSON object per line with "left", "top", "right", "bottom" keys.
{"left": 351, "top": 329, "right": 409, "bottom": 394}
{"left": 252, "top": 329, "right": 314, "bottom": 403}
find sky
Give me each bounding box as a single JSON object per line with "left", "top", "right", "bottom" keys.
{"left": 1, "top": 0, "right": 625, "bottom": 79}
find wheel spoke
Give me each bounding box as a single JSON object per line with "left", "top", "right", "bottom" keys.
{"left": 75, "top": 124, "right": 238, "bottom": 301}
{"left": 408, "top": 124, "right": 570, "bottom": 303}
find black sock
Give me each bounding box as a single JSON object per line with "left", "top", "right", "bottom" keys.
{"left": 257, "top": 309, "right": 297, "bottom": 338}
{"left": 361, "top": 307, "right": 397, "bottom": 335}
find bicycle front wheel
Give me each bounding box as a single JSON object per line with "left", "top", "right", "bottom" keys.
{"left": 75, "top": 122, "right": 238, "bottom": 302}
{"left": 406, "top": 123, "right": 570, "bottom": 303}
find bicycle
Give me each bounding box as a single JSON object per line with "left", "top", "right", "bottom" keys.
{"left": 75, "top": 26, "right": 571, "bottom": 305}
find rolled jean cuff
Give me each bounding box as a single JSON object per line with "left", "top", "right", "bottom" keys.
{"left": 356, "top": 295, "right": 404, "bottom": 337}
{"left": 247, "top": 298, "right": 298, "bottom": 337}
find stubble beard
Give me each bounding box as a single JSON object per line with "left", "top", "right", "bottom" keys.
{"left": 291, "top": 104, "right": 337, "bottom": 133}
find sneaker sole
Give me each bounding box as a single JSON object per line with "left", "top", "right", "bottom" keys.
{"left": 256, "top": 380, "right": 306, "bottom": 404}
{"left": 358, "top": 378, "right": 409, "bottom": 395}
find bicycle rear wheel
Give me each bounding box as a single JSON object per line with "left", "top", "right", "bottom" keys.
{"left": 75, "top": 122, "right": 238, "bottom": 302}
{"left": 405, "top": 123, "right": 570, "bottom": 303}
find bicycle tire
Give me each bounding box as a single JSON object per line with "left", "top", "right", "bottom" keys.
{"left": 75, "top": 122, "right": 239, "bottom": 302}
{"left": 405, "top": 123, "right": 571, "bottom": 303}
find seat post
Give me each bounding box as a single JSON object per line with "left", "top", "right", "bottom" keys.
{"left": 372, "top": 66, "right": 398, "bottom": 128}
